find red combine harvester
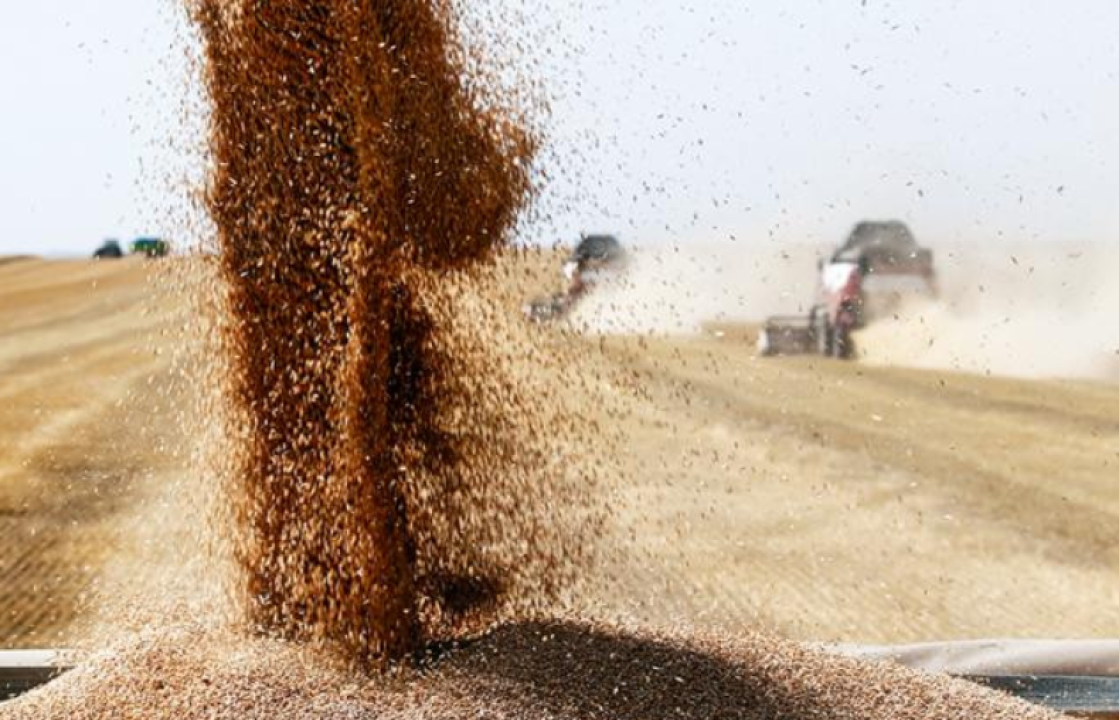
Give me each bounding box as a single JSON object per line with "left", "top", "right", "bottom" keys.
{"left": 758, "top": 221, "right": 937, "bottom": 359}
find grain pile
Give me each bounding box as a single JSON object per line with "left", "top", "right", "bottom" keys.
{"left": 4, "top": 620, "right": 1063, "bottom": 719}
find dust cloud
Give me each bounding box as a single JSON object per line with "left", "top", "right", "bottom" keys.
{"left": 857, "top": 243, "right": 1119, "bottom": 381}
{"left": 565, "top": 236, "right": 1118, "bottom": 383}
{"left": 567, "top": 241, "right": 823, "bottom": 334}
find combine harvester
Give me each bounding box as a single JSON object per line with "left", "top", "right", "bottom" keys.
{"left": 758, "top": 221, "right": 937, "bottom": 359}
{"left": 523, "top": 234, "right": 628, "bottom": 323}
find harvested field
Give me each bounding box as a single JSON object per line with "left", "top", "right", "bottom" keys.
{"left": 590, "top": 331, "right": 1119, "bottom": 642}
{"left": 0, "top": 257, "right": 195, "bottom": 648}
{"left": 1, "top": 255, "right": 1117, "bottom": 650}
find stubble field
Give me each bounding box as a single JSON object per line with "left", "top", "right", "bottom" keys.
{"left": 1, "top": 253, "right": 1117, "bottom": 649}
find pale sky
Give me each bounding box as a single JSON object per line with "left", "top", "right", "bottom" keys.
{"left": 0, "top": 2, "right": 188, "bottom": 256}
{"left": 2, "top": 1, "right": 1119, "bottom": 256}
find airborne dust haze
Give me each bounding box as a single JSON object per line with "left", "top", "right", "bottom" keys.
{"left": 565, "top": 238, "right": 1118, "bottom": 382}
{"left": 857, "top": 243, "right": 1119, "bottom": 381}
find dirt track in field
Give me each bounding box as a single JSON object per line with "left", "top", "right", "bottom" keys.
{"left": 1, "top": 256, "right": 1118, "bottom": 648}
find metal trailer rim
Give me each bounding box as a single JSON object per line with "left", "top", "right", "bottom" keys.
{"left": 0, "top": 651, "right": 69, "bottom": 702}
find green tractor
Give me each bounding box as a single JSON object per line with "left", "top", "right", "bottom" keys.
{"left": 130, "top": 237, "right": 170, "bottom": 258}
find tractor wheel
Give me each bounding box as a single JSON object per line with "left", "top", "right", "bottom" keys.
{"left": 813, "top": 314, "right": 833, "bottom": 356}
{"left": 832, "top": 326, "right": 855, "bottom": 359}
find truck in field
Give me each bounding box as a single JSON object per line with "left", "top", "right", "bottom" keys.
{"left": 758, "top": 221, "right": 937, "bottom": 359}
